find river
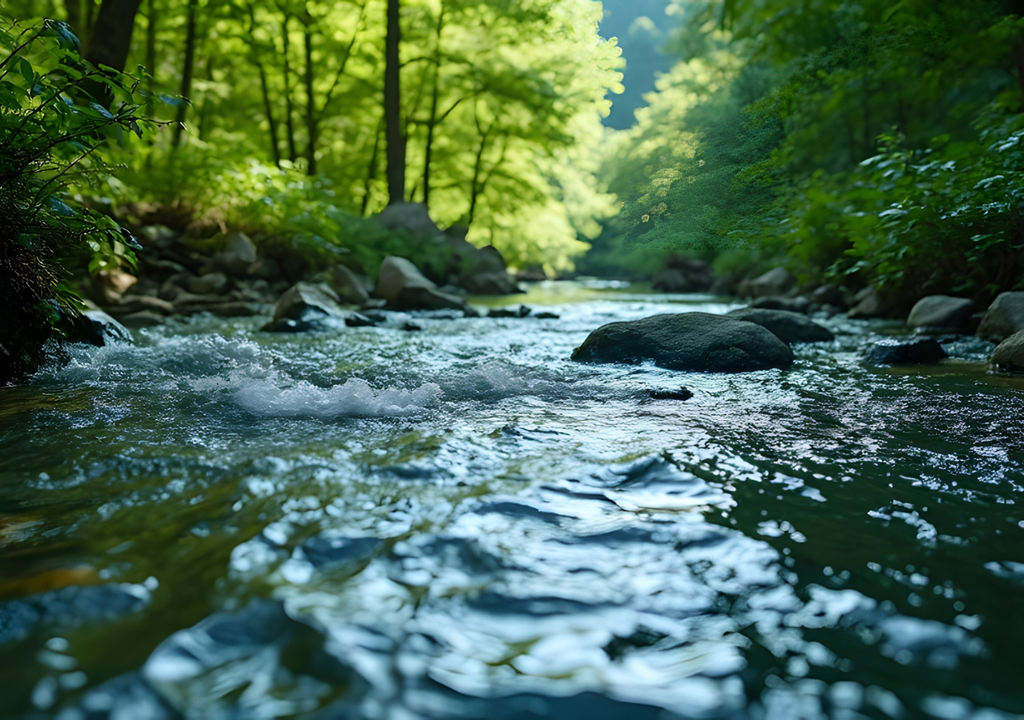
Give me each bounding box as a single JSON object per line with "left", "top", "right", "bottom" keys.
{"left": 1, "top": 280, "right": 1023, "bottom": 719}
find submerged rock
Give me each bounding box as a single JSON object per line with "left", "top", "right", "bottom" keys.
{"left": 977, "top": 292, "right": 1024, "bottom": 342}
{"left": 907, "top": 295, "right": 974, "bottom": 332}
{"left": 726, "top": 308, "right": 834, "bottom": 344}
{"left": 863, "top": 338, "right": 947, "bottom": 365}
{"left": 571, "top": 312, "right": 793, "bottom": 372}
{"left": 262, "top": 281, "right": 369, "bottom": 332}
{"left": 748, "top": 296, "right": 811, "bottom": 314}
{"left": 69, "top": 310, "right": 134, "bottom": 347}
{"left": 0, "top": 583, "right": 151, "bottom": 645}
{"left": 991, "top": 330, "right": 1024, "bottom": 372}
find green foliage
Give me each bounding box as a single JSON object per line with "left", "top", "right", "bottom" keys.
{"left": 0, "top": 17, "right": 148, "bottom": 383}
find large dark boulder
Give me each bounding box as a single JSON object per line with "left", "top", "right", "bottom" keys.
{"left": 726, "top": 308, "right": 834, "bottom": 344}
{"left": 907, "top": 295, "right": 974, "bottom": 331}
{"left": 571, "top": 312, "right": 793, "bottom": 373}
{"left": 262, "top": 282, "right": 369, "bottom": 332}
{"left": 69, "top": 310, "right": 134, "bottom": 347}
{"left": 977, "top": 292, "right": 1024, "bottom": 342}
{"left": 991, "top": 330, "right": 1024, "bottom": 372}
{"left": 376, "top": 256, "right": 472, "bottom": 313}
{"left": 863, "top": 338, "right": 947, "bottom": 365}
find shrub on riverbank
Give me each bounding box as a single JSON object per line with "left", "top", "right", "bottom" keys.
{"left": 0, "top": 19, "right": 148, "bottom": 384}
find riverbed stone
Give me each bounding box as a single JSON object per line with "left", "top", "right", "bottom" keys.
{"left": 977, "top": 292, "right": 1024, "bottom": 342}
{"left": 726, "top": 308, "right": 834, "bottom": 344}
{"left": 907, "top": 295, "right": 974, "bottom": 331}
{"left": 863, "top": 338, "right": 947, "bottom": 365}
{"left": 263, "top": 281, "right": 369, "bottom": 332}
{"left": 738, "top": 267, "right": 795, "bottom": 298}
{"left": 217, "top": 232, "right": 258, "bottom": 276}
{"left": 187, "top": 272, "right": 228, "bottom": 296}
{"left": 376, "top": 256, "right": 471, "bottom": 313}
{"left": 811, "top": 283, "right": 847, "bottom": 309}
{"left": 318, "top": 264, "right": 370, "bottom": 305}
{"left": 571, "top": 312, "right": 794, "bottom": 372}
{"left": 749, "top": 296, "right": 812, "bottom": 314}
{"left": 991, "top": 330, "right": 1024, "bottom": 372}
{"left": 376, "top": 201, "right": 443, "bottom": 237}
{"left": 70, "top": 310, "right": 134, "bottom": 347}
{"left": 848, "top": 286, "right": 894, "bottom": 319}
{"left": 652, "top": 255, "right": 714, "bottom": 293}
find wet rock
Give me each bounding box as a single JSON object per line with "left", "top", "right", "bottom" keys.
{"left": 217, "top": 232, "right": 258, "bottom": 276}
{"left": 376, "top": 201, "right": 443, "bottom": 237}
{"left": 652, "top": 255, "right": 714, "bottom": 293}
{"left": 749, "top": 295, "right": 811, "bottom": 314}
{"left": 186, "top": 272, "right": 228, "bottom": 295}
{"left": 107, "top": 295, "right": 175, "bottom": 317}
{"left": 647, "top": 387, "right": 694, "bottom": 401}
{"left": 738, "top": 267, "right": 795, "bottom": 299}
{"left": 137, "top": 224, "right": 179, "bottom": 250}
{"left": 402, "top": 321, "right": 423, "bottom": 332}
{"left": 488, "top": 306, "right": 531, "bottom": 319}
{"left": 463, "top": 271, "right": 521, "bottom": 295}
{"left": 262, "top": 281, "right": 369, "bottom": 332}
{"left": 571, "top": 312, "right": 793, "bottom": 373}
{"left": 991, "top": 330, "right": 1024, "bottom": 372}
{"left": 726, "top": 308, "right": 834, "bottom": 344}
{"left": 863, "top": 338, "right": 947, "bottom": 365}
{"left": 848, "top": 286, "right": 894, "bottom": 319}
{"left": 534, "top": 311, "right": 560, "bottom": 320}
{"left": 178, "top": 301, "right": 263, "bottom": 318}
{"left": 0, "top": 583, "right": 151, "bottom": 644}
{"left": 119, "top": 311, "right": 165, "bottom": 328}
{"left": 91, "top": 269, "right": 137, "bottom": 305}
{"left": 375, "top": 256, "right": 471, "bottom": 313}
{"left": 318, "top": 264, "right": 370, "bottom": 305}
{"left": 68, "top": 310, "right": 134, "bottom": 347}
{"left": 811, "top": 283, "right": 847, "bottom": 309}
{"left": 977, "top": 292, "right": 1024, "bottom": 342}
{"left": 907, "top": 295, "right": 974, "bottom": 332}
{"left": 516, "top": 265, "right": 548, "bottom": 282}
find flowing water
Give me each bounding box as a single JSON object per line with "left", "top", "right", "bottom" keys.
{"left": 1, "top": 281, "right": 1023, "bottom": 720}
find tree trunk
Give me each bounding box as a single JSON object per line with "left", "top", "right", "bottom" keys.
{"left": 63, "top": 0, "right": 83, "bottom": 42}
{"left": 422, "top": 4, "right": 445, "bottom": 211}
{"left": 282, "top": 15, "right": 298, "bottom": 163}
{"left": 257, "top": 61, "right": 281, "bottom": 166}
{"left": 303, "top": 23, "right": 317, "bottom": 175}
{"left": 85, "top": 0, "right": 142, "bottom": 71}
{"left": 171, "top": 0, "right": 198, "bottom": 147}
{"left": 468, "top": 128, "right": 489, "bottom": 225}
{"left": 362, "top": 119, "right": 384, "bottom": 215}
{"left": 384, "top": 0, "right": 405, "bottom": 205}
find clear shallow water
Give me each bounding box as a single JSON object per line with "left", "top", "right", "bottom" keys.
{"left": 1, "top": 281, "right": 1023, "bottom": 720}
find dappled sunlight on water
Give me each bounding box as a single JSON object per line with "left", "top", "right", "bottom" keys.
{"left": 1, "top": 283, "right": 1023, "bottom": 719}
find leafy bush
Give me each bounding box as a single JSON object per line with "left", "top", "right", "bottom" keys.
{"left": 0, "top": 18, "right": 148, "bottom": 384}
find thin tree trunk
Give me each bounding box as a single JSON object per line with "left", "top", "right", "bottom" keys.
{"left": 145, "top": 0, "right": 156, "bottom": 112}
{"left": 171, "top": 0, "right": 198, "bottom": 146}
{"left": 422, "top": 4, "right": 445, "bottom": 211}
{"left": 362, "top": 119, "right": 384, "bottom": 215}
{"left": 303, "top": 22, "right": 317, "bottom": 175}
{"left": 282, "top": 14, "right": 297, "bottom": 162}
{"left": 63, "top": 0, "right": 82, "bottom": 40}
{"left": 197, "top": 55, "right": 214, "bottom": 140}
{"left": 384, "top": 0, "right": 405, "bottom": 204}
{"left": 468, "top": 127, "right": 489, "bottom": 225}
{"left": 257, "top": 61, "right": 281, "bottom": 165}
{"left": 82, "top": 0, "right": 142, "bottom": 105}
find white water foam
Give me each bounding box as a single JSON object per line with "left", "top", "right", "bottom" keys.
{"left": 234, "top": 377, "right": 441, "bottom": 418}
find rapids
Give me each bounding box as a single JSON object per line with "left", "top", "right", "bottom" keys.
{"left": 1, "top": 281, "right": 1023, "bottom": 719}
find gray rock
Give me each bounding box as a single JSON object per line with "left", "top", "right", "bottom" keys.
{"left": 863, "top": 338, "right": 947, "bottom": 365}
{"left": 262, "top": 282, "right": 369, "bottom": 332}
{"left": 318, "top": 264, "right": 370, "bottom": 305}
{"left": 376, "top": 256, "right": 471, "bottom": 313}
{"left": 571, "top": 312, "right": 794, "bottom": 373}
{"left": 187, "top": 272, "right": 228, "bottom": 295}
{"left": 652, "top": 255, "right": 714, "bottom": 293}
{"left": 107, "top": 296, "right": 175, "bottom": 316}
{"left": 217, "top": 232, "right": 258, "bottom": 276}
{"left": 811, "top": 283, "right": 846, "bottom": 308}
{"left": 462, "top": 271, "right": 521, "bottom": 295}
{"left": 376, "top": 202, "right": 443, "bottom": 237}
{"left": 726, "top": 308, "right": 834, "bottom": 344}
{"left": 907, "top": 295, "right": 974, "bottom": 330}
{"left": 739, "top": 267, "right": 795, "bottom": 298}
{"left": 991, "top": 330, "right": 1024, "bottom": 372}
{"left": 977, "top": 292, "right": 1024, "bottom": 342}
{"left": 119, "top": 311, "right": 165, "bottom": 328}
{"left": 848, "top": 287, "right": 893, "bottom": 319}
{"left": 70, "top": 310, "right": 134, "bottom": 347}
{"left": 749, "top": 295, "right": 811, "bottom": 313}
